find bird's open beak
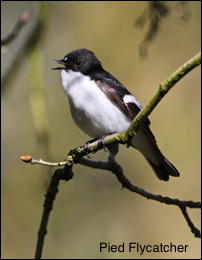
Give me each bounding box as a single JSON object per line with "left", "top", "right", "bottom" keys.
{"left": 51, "top": 59, "right": 66, "bottom": 70}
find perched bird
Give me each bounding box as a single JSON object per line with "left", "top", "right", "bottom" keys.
{"left": 52, "top": 48, "right": 180, "bottom": 181}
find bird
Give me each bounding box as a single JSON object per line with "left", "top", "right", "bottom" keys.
{"left": 52, "top": 48, "right": 180, "bottom": 181}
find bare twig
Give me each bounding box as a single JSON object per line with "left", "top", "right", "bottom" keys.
{"left": 35, "top": 165, "right": 73, "bottom": 259}
{"left": 180, "top": 206, "right": 201, "bottom": 238}
{"left": 22, "top": 153, "right": 201, "bottom": 253}
{"left": 20, "top": 155, "right": 66, "bottom": 167}
{"left": 80, "top": 154, "right": 200, "bottom": 238}
{"left": 79, "top": 157, "right": 200, "bottom": 209}
{"left": 1, "top": 10, "right": 30, "bottom": 47}
{"left": 1, "top": 2, "right": 48, "bottom": 93}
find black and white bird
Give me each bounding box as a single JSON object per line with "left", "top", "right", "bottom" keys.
{"left": 52, "top": 48, "right": 180, "bottom": 181}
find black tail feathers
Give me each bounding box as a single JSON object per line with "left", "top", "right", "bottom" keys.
{"left": 146, "top": 156, "right": 180, "bottom": 181}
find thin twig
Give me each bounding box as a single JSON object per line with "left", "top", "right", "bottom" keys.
{"left": 2, "top": 3, "right": 48, "bottom": 93}
{"left": 180, "top": 206, "right": 201, "bottom": 238}
{"left": 1, "top": 10, "right": 30, "bottom": 47}
{"left": 80, "top": 156, "right": 201, "bottom": 238}
{"left": 79, "top": 157, "right": 200, "bottom": 209}
{"left": 20, "top": 155, "right": 66, "bottom": 167}
{"left": 21, "top": 154, "right": 201, "bottom": 210}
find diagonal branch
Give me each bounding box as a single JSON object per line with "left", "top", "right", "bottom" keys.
{"left": 122, "top": 51, "right": 201, "bottom": 139}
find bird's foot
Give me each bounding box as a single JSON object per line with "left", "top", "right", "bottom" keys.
{"left": 68, "top": 137, "right": 98, "bottom": 157}
{"left": 107, "top": 143, "right": 119, "bottom": 161}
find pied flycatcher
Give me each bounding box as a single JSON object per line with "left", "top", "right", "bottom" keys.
{"left": 52, "top": 48, "right": 180, "bottom": 181}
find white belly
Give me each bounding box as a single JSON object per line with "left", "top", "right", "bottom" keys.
{"left": 60, "top": 70, "right": 131, "bottom": 137}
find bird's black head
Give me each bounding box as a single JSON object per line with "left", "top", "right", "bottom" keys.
{"left": 52, "top": 48, "right": 102, "bottom": 74}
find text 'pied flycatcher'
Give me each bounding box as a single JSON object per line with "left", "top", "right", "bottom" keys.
{"left": 52, "top": 48, "right": 180, "bottom": 181}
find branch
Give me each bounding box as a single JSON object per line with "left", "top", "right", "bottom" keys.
{"left": 20, "top": 52, "right": 201, "bottom": 258}
{"left": 24, "top": 154, "right": 201, "bottom": 242}
{"left": 35, "top": 166, "right": 74, "bottom": 259}
{"left": 1, "top": 2, "right": 48, "bottom": 93}
{"left": 24, "top": 156, "right": 201, "bottom": 210}
{"left": 1, "top": 10, "right": 30, "bottom": 47}
{"left": 123, "top": 51, "right": 201, "bottom": 139}
{"left": 180, "top": 206, "right": 201, "bottom": 238}
{"left": 80, "top": 156, "right": 200, "bottom": 238}
{"left": 20, "top": 155, "right": 66, "bottom": 167}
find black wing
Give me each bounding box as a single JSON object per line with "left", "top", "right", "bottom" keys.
{"left": 91, "top": 69, "right": 145, "bottom": 121}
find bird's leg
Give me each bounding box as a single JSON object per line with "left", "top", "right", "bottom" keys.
{"left": 68, "top": 137, "right": 98, "bottom": 158}
{"left": 83, "top": 137, "right": 98, "bottom": 149}
{"left": 83, "top": 135, "right": 108, "bottom": 153}
{"left": 82, "top": 137, "right": 99, "bottom": 157}
{"left": 82, "top": 135, "right": 111, "bottom": 154}
{"left": 68, "top": 135, "right": 116, "bottom": 158}
{"left": 96, "top": 135, "right": 106, "bottom": 151}
{"left": 107, "top": 143, "right": 119, "bottom": 161}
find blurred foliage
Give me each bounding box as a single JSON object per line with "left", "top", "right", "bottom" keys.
{"left": 1, "top": 2, "right": 48, "bottom": 92}
{"left": 136, "top": 1, "right": 190, "bottom": 57}
{"left": 1, "top": 1, "right": 200, "bottom": 259}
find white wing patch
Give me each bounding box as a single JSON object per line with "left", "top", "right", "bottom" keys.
{"left": 123, "top": 94, "right": 142, "bottom": 109}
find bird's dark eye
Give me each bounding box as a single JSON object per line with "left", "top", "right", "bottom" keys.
{"left": 75, "top": 60, "right": 81, "bottom": 65}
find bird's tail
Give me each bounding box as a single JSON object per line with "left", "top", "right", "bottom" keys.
{"left": 145, "top": 155, "right": 180, "bottom": 181}
{"left": 132, "top": 126, "right": 180, "bottom": 181}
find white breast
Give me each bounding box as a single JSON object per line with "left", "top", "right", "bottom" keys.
{"left": 60, "top": 70, "right": 131, "bottom": 137}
